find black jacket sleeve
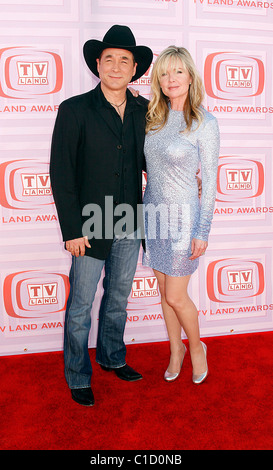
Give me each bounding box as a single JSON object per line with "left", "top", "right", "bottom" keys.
{"left": 49, "top": 101, "right": 83, "bottom": 242}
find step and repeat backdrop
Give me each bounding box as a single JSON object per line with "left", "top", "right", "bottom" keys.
{"left": 0, "top": 0, "right": 272, "bottom": 355}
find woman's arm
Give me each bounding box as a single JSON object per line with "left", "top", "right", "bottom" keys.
{"left": 191, "top": 116, "right": 220, "bottom": 256}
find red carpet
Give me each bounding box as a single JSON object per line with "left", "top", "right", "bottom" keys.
{"left": 0, "top": 332, "right": 272, "bottom": 451}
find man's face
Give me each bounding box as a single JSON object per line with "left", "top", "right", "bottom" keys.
{"left": 96, "top": 48, "right": 137, "bottom": 92}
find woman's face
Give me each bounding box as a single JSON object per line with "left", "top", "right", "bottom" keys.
{"left": 159, "top": 57, "right": 192, "bottom": 106}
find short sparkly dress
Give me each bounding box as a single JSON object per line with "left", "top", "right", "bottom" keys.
{"left": 142, "top": 107, "right": 220, "bottom": 277}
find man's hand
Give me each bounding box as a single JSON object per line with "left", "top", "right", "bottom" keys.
{"left": 196, "top": 169, "right": 202, "bottom": 199}
{"left": 66, "top": 236, "right": 91, "bottom": 257}
{"left": 189, "top": 238, "right": 208, "bottom": 260}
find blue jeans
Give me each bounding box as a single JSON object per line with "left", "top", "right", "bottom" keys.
{"left": 64, "top": 234, "right": 141, "bottom": 389}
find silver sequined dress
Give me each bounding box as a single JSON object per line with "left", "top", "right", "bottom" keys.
{"left": 142, "top": 107, "right": 220, "bottom": 277}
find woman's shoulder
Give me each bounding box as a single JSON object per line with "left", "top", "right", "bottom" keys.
{"left": 200, "top": 107, "right": 218, "bottom": 125}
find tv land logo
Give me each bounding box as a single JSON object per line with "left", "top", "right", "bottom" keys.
{"left": 204, "top": 52, "right": 265, "bottom": 100}
{"left": 217, "top": 157, "right": 264, "bottom": 203}
{"left": 227, "top": 269, "right": 253, "bottom": 291}
{"left": 226, "top": 168, "right": 252, "bottom": 190}
{"left": 131, "top": 276, "right": 159, "bottom": 298}
{"left": 27, "top": 283, "right": 58, "bottom": 306}
{"left": 226, "top": 65, "right": 252, "bottom": 89}
{"left": 0, "top": 47, "right": 63, "bottom": 99}
{"left": 17, "top": 61, "right": 48, "bottom": 85}
{"left": 21, "top": 173, "right": 51, "bottom": 197}
{"left": 130, "top": 54, "right": 158, "bottom": 86}
{"left": 3, "top": 271, "right": 69, "bottom": 319}
{"left": 0, "top": 159, "right": 54, "bottom": 210}
{"left": 207, "top": 259, "right": 265, "bottom": 303}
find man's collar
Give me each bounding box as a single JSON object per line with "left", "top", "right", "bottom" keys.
{"left": 94, "top": 82, "right": 141, "bottom": 111}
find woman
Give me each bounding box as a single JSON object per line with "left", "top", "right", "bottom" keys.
{"left": 143, "top": 46, "right": 220, "bottom": 384}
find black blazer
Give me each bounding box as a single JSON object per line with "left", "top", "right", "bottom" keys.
{"left": 50, "top": 83, "right": 148, "bottom": 260}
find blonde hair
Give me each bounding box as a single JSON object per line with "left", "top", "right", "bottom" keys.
{"left": 146, "top": 46, "right": 204, "bottom": 134}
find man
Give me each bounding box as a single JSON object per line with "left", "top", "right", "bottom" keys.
{"left": 50, "top": 25, "right": 153, "bottom": 406}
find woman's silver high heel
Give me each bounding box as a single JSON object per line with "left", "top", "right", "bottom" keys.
{"left": 192, "top": 341, "right": 208, "bottom": 384}
{"left": 164, "top": 343, "right": 187, "bottom": 382}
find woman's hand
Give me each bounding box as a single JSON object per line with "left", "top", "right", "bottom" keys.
{"left": 189, "top": 238, "right": 208, "bottom": 260}
{"left": 128, "top": 87, "right": 139, "bottom": 97}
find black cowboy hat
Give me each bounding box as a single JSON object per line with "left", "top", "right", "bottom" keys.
{"left": 83, "top": 25, "right": 153, "bottom": 82}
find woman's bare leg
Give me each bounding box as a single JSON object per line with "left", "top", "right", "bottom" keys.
{"left": 154, "top": 270, "right": 185, "bottom": 374}
{"left": 154, "top": 269, "right": 207, "bottom": 376}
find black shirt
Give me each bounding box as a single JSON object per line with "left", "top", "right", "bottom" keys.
{"left": 99, "top": 86, "right": 139, "bottom": 236}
